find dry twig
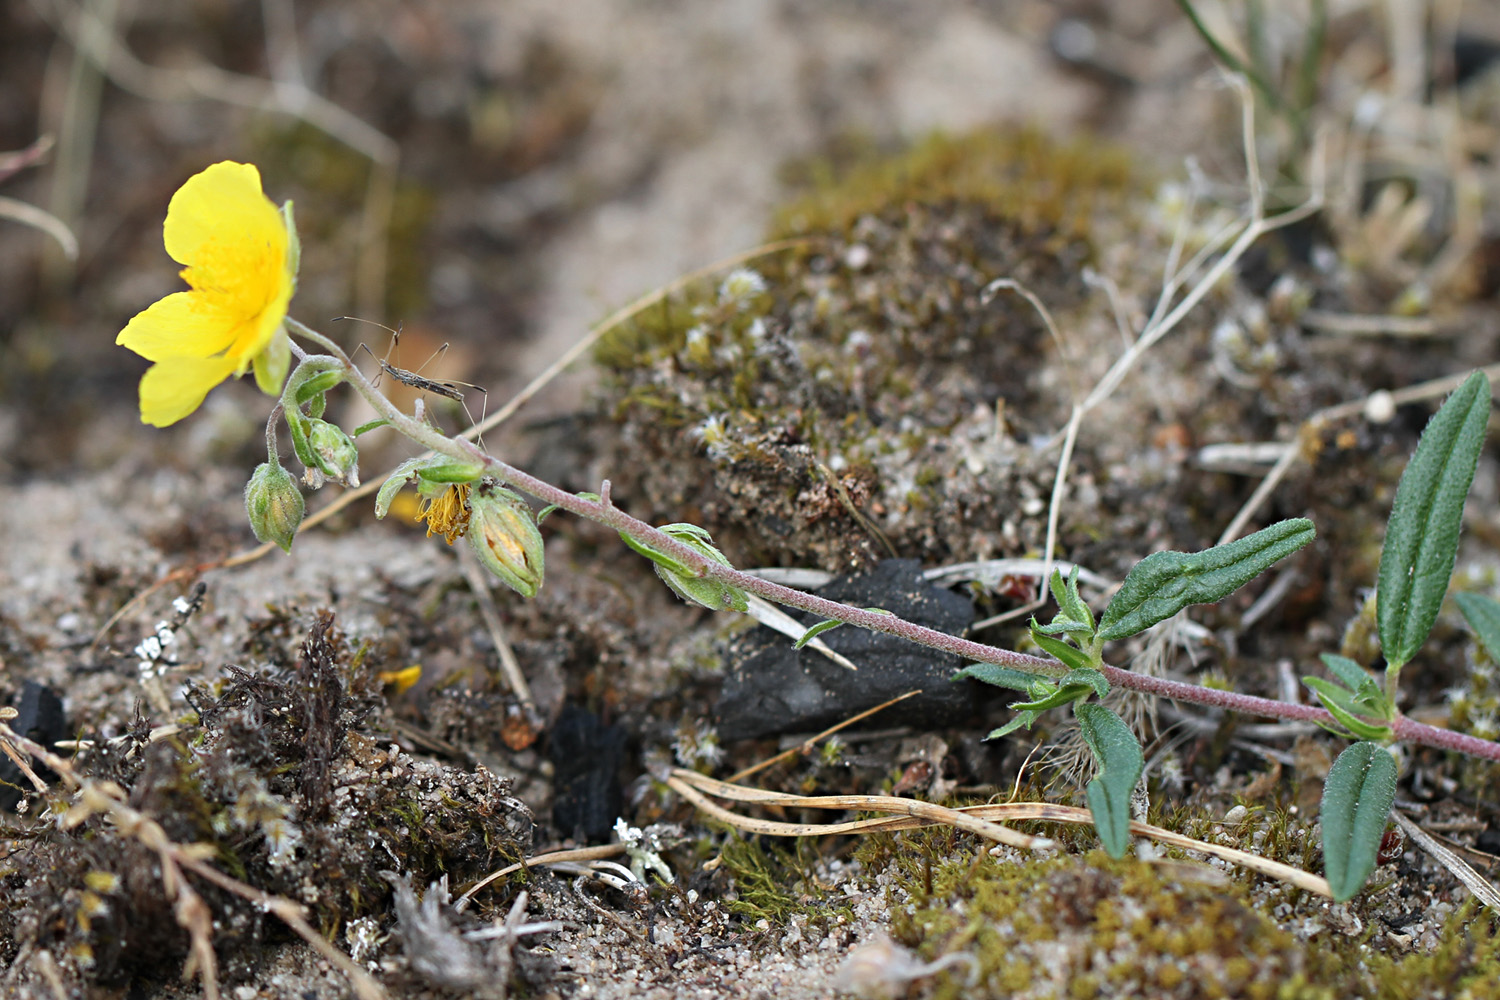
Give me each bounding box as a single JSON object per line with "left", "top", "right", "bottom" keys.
{"left": 667, "top": 768, "right": 1332, "bottom": 897}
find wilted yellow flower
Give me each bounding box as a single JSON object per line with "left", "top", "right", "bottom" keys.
{"left": 417, "top": 483, "right": 472, "bottom": 544}
{"left": 117, "top": 162, "right": 297, "bottom": 426}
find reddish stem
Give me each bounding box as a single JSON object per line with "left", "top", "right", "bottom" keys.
{"left": 459, "top": 459, "right": 1500, "bottom": 764}
{"left": 313, "top": 338, "right": 1500, "bottom": 769}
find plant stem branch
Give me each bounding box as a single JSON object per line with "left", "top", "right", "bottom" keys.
{"left": 283, "top": 316, "right": 1500, "bottom": 766}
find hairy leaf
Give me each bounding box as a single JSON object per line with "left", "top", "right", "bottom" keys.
{"left": 794, "top": 608, "right": 892, "bottom": 649}
{"left": 351, "top": 418, "right": 390, "bottom": 437}
{"left": 622, "top": 523, "right": 748, "bottom": 612}
{"left": 1319, "top": 654, "right": 1381, "bottom": 701}
{"left": 1377, "top": 371, "right": 1491, "bottom": 670}
{"left": 985, "top": 709, "right": 1042, "bottom": 740}
{"left": 537, "top": 491, "right": 601, "bottom": 525}
{"left": 1029, "top": 629, "right": 1094, "bottom": 672}
{"left": 1049, "top": 566, "right": 1094, "bottom": 632}
{"left": 374, "top": 458, "right": 424, "bottom": 519}
{"left": 1007, "top": 675, "right": 1100, "bottom": 714}
{"left": 1097, "top": 519, "right": 1316, "bottom": 641}
{"left": 795, "top": 619, "right": 845, "bottom": 648}
{"left": 1302, "top": 677, "right": 1393, "bottom": 741}
{"left": 955, "top": 663, "right": 1043, "bottom": 692}
{"left": 1320, "top": 741, "right": 1398, "bottom": 901}
{"left": 1075, "top": 704, "right": 1143, "bottom": 859}
{"left": 413, "top": 459, "right": 485, "bottom": 484}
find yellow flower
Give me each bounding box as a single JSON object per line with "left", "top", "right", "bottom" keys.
{"left": 117, "top": 162, "right": 297, "bottom": 426}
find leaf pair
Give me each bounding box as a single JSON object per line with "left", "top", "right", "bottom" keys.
{"left": 620, "top": 523, "right": 749, "bottom": 612}
{"left": 952, "top": 664, "right": 1109, "bottom": 740}
{"left": 954, "top": 656, "right": 1140, "bottom": 859}
{"left": 960, "top": 520, "right": 1319, "bottom": 858}
{"left": 1302, "top": 654, "right": 1392, "bottom": 741}
{"left": 1317, "top": 370, "right": 1490, "bottom": 902}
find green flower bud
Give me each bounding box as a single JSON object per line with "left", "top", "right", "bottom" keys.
{"left": 466, "top": 481, "right": 544, "bottom": 598}
{"left": 305, "top": 419, "right": 360, "bottom": 487}
{"left": 246, "top": 461, "right": 305, "bottom": 553}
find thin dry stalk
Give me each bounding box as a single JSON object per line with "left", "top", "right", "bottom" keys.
{"left": 0, "top": 195, "right": 78, "bottom": 259}
{"left": 1030, "top": 72, "right": 1323, "bottom": 619}
{"left": 457, "top": 844, "right": 628, "bottom": 908}
{"left": 668, "top": 768, "right": 1332, "bottom": 897}
{"left": 668, "top": 769, "right": 1053, "bottom": 852}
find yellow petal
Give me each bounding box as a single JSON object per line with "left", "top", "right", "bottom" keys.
{"left": 229, "top": 272, "right": 295, "bottom": 374}
{"left": 116, "top": 291, "right": 240, "bottom": 362}
{"left": 378, "top": 665, "right": 423, "bottom": 696}
{"left": 163, "top": 162, "right": 284, "bottom": 269}
{"left": 137, "top": 355, "right": 238, "bottom": 427}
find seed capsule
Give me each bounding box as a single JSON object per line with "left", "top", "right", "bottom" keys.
{"left": 467, "top": 481, "right": 544, "bottom": 597}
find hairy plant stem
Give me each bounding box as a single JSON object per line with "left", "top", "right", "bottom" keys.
{"left": 285, "top": 317, "right": 1500, "bottom": 765}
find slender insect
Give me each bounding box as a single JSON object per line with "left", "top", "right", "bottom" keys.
{"left": 333, "top": 316, "right": 490, "bottom": 441}
{"left": 334, "top": 316, "right": 484, "bottom": 402}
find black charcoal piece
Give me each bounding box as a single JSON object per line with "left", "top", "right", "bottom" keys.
{"left": 549, "top": 705, "right": 626, "bottom": 842}
{"left": 716, "top": 559, "right": 975, "bottom": 741}
{"left": 0, "top": 681, "right": 67, "bottom": 811}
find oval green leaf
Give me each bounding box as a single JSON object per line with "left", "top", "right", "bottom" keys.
{"left": 1049, "top": 566, "right": 1094, "bottom": 631}
{"left": 1075, "top": 703, "right": 1143, "bottom": 859}
{"left": 351, "top": 418, "right": 390, "bottom": 437}
{"left": 1320, "top": 740, "right": 1398, "bottom": 902}
{"left": 414, "top": 459, "right": 486, "bottom": 484}
{"left": 1377, "top": 371, "right": 1491, "bottom": 670}
{"left": 1096, "top": 519, "right": 1316, "bottom": 641}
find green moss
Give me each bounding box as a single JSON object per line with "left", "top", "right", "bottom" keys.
{"left": 1354, "top": 902, "right": 1500, "bottom": 1000}
{"left": 858, "top": 808, "right": 1500, "bottom": 1000}
{"left": 717, "top": 834, "right": 839, "bottom": 927}
{"left": 772, "top": 128, "right": 1134, "bottom": 244}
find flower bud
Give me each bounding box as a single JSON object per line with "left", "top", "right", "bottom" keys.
{"left": 466, "top": 482, "right": 544, "bottom": 597}
{"left": 245, "top": 461, "right": 305, "bottom": 553}
{"left": 305, "top": 419, "right": 360, "bottom": 487}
